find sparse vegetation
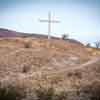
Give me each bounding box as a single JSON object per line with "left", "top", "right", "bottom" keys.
{"left": 0, "top": 85, "right": 24, "bottom": 100}
{"left": 24, "top": 40, "right": 32, "bottom": 48}
{"left": 94, "top": 41, "right": 100, "bottom": 48}
{"left": 86, "top": 43, "right": 91, "bottom": 47}
{"left": 22, "top": 65, "right": 30, "bottom": 73}
{"left": 35, "top": 86, "right": 68, "bottom": 100}
{"left": 62, "top": 33, "right": 69, "bottom": 40}
{"left": 54, "top": 91, "right": 68, "bottom": 100}
{"left": 67, "top": 71, "right": 82, "bottom": 79}
{"left": 81, "top": 81, "right": 100, "bottom": 100}
{"left": 0, "top": 38, "right": 100, "bottom": 100}
{"left": 35, "top": 87, "right": 54, "bottom": 100}
{"left": 0, "top": 85, "right": 68, "bottom": 100}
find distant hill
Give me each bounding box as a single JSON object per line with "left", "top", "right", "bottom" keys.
{"left": 65, "top": 39, "right": 84, "bottom": 46}
{"left": 0, "top": 28, "right": 48, "bottom": 38}
{"left": 0, "top": 28, "right": 83, "bottom": 45}
{"left": 0, "top": 28, "right": 21, "bottom": 37}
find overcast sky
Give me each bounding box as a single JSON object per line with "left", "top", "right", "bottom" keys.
{"left": 0, "top": 0, "right": 100, "bottom": 44}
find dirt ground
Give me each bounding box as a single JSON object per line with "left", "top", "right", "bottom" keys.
{"left": 0, "top": 38, "right": 100, "bottom": 100}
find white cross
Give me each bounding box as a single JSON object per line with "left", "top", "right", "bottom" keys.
{"left": 39, "top": 11, "right": 60, "bottom": 39}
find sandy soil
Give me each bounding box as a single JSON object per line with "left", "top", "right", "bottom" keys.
{"left": 0, "top": 38, "right": 100, "bottom": 94}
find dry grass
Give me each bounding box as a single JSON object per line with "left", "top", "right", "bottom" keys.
{"left": 0, "top": 38, "right": 100, "bottom": 100}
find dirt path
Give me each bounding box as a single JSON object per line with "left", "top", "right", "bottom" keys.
{"left": 43, "top": 56, "right": 100, "bottom": 76}
{"left": 25, "top": 56, "right": 100, "bottom": 79}
{"left": 1, "top": 47, "right": 100, "bottom": 80}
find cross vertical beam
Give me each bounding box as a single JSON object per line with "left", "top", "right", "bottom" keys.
{"left": 48, "top": 11, "right": 51, "bottom": 39}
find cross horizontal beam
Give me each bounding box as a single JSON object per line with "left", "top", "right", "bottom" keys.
{"left": 39, "top": 19, "right": 60, "bottom": 23}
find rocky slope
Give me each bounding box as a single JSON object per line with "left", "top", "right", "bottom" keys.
{"left": 0, "top": 38, "right": 100, "bottom": 100}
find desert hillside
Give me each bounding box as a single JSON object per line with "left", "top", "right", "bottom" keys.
{"left": 0, "top": 28, "right": 50, "bottom": 38}
{"left": 0, "top": 38, "right": 100, "bottom": 100}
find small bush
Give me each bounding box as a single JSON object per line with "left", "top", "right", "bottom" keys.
{"left": 62, "top": 33, "right": 69, "bottom": 40}
{"left": 35, "top": 87, "right": 54, "bottom": 100}
{"left": 24, "top": 41, "right": 32, "bottom": 48}
{"left": 67, "top": 71, "right": 82, "bottom": 79}
{"left": 81, "top": 81, "right": 100, "bottom": 100}
{"left": 22, "top": 65, "right": 30, "bottom": 73}
{"left": 0, "top": 84, "right": 68, "bottom": 100}
{"left": 35, "top": 87, "right": 68, "bottom": 100}
{"left": 54, "top": 91, "right": 68, "bottom": 100}
{"left": 0, "top": 85, "right": 24, "bottom": 100}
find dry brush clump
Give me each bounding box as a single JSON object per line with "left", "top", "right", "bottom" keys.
{"left": 35, "top": 86, "right": 68, "bottom": 100}
{"left": 80, "top": 80, "right": 100, "bottom": 100}
{"left": 23, "top": 40, "right": 32, "bottom": 48}
{"left": 0, "top": 80, "right": 68, "bottom": 100}
{"left": 0, "top": 84, "right": 25, "bottom": 100}
{"left": 67, "top": 70, "right": 82, "bottom": 79}
{"left": 35, "top": 87, "right": 54, "bottom": 100}
{"left": 22, "top": 65, "right": 30, "bottom": 73}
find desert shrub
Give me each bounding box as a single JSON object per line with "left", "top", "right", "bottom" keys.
{"left": 54, "top": 91, "right": 68, "bottom": 100}
{"left": 35, "top": 87, "right": 54, "bottom": 100}
{"left": 0, "top": 85, "right": 24, "bottom": 100}
{"left": 81, "top": 81, "right": 100, "bottom": 100}
{"left": 86, "top": 43, "right": 91, "bottom": 47}
{"left": 22, "top": 65, "right": 30, "bottom": 73}
{"left": 94, "top": 41, "right": 100, "bottom": 48}
{"left": 35, "top": 87, "right": 68, "bottom": 100}
{"left": 24, "top": 41, "right": 32, "bottom": 48}
{"left": 62, "top": 33, "right": 69, "bottom": 40}
{"left": 67, "top": 71, "right": 82, "bottom": 79}
{"left": 0, "top": 83, "right": 68, "bottom": 100}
